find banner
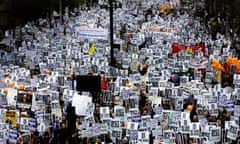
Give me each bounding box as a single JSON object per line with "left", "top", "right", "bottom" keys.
{"left": 172, "top": 42, "right": 206, "bottom": 55}
{"left": 75, "top": 27, "right": 108, "bottom": 40}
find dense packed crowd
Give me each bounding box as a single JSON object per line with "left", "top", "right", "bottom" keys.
{"left": 0, "top": 0, "right": 240, "bottom": 144}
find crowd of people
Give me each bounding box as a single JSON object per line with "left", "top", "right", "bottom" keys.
{"left": 0, "top": 0, "right": 240, "bottom": 144}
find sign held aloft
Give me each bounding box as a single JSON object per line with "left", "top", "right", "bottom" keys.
{"left": 75, "top": 27, "right": 108, "bottom": 40}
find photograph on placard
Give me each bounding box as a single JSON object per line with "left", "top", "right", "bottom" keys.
{"left": 20, "top": 113, "right": 29, "bottom": 132}
{"left": 227, "top": 124, "right": 239, "bottom": 140}
{"left": 0, "top": 93, "right": 7, "bottom": 108}
{"left": 17, "top": 91, "right": 33, "bottom": 109}
{"left": 102, "top": 90, "right": 112, "bottom": 104}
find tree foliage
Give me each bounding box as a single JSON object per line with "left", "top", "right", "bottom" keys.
{"left": 1, "top": 0, "right": 85, "bottom": 29}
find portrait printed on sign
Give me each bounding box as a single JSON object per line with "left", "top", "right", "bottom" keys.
{"left": 17, "top": 91, "right": 33, "bottom": 110}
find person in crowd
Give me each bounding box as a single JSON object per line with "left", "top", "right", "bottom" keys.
{"left": 43, "top": 131, "right": 51, "bottom": 144}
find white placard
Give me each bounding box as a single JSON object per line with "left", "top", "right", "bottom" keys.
{"left": 72, "top": 95, "right": 92, "bottom": 116}
{"left": 209, "top": 126, "right": 221, "bottom": 143}
{"left": 138, "top": 131, "right": 149, "bottom": 143}
{"left": 6, "top": 88, "right": 17, "bottom": 107}
{"left": 190, "top": 122, "right": 200, "bottom": 138}
{"left": 20, "top": 117, "right": 29, "bottom": 132}
{"left": 227, "top": 124, "right": 239, "bottom": 140}
{"left": 127, "top": 121, "right": 139, "bottom": 130}
{"left": 163, "top": 130, "right": 174, "bottom": 143}
{"left": 100, "top": 107, "right": 110, "bottom": 120}
{"left": 8, "top": 129, "right": 18, "bottom": 144}
{"left": 75, "top": 27, "right": 108, "bottom": 40}
{"left": 114, "top": 106, "right": 125, "bottom": 121}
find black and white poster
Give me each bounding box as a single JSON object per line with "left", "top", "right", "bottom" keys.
{"left": 120, "top": 87, "right": 130, "bottom": 100}
{"left": 8, "top": 129, "right": 18, "bottom": 144}
{"left": 129, "top": 130, "right": 138, "bottom": 141}
{"left": 0, "top": 93, "right": 7, "bottom": 108}
{"left": 17, "top": 90, "right": 33, "bottom": 110}
{"left": 35, "top": 92, "right": 51, "bottom": 105}
{"left": 127, "top": 121, "right": 138, "bottom": 131}
{"left": 102, "top": 90, "right": 112, "bottom": 104}
{"left": 100, "top": 107, "right": 110, "bottom": 120}
{"left": 209, "top": 127, "right": 221, "bottom": 143}
{"left": 205, "top": 71, "right": 213, "bottom": 83}
{"left": 234, "top": 105, "right": 240, "bottom": 117}
{"left": 28, "top": 118, "right": 37, "bottom": 132}
{"left": 138, "top": 131, "right": 149, "bottom": 144}
{"left": 180, "top": 76, "right": 188, "bottom": 87}
{"left": 111, "top": 119, "right": 121, "bottom": 130}
{"left": 44, "top": 113, "right": 52, "bottom": 128}
{"left": 227, "top": 124, "right": 239, "bottom": 140}
{"left": 208, "top": 103, "right": 218, "bottom": 116}
{"left": 0, "top": 124, "right": 8, "bottom": 143}
{"left": 140, "top": 115, "right": 151, "bottom": 130}
{"left": 111, "top": 129, "right": 122, "bottom": 143}
{"left": 129, "top": 96, "right": 139, "bottom": 109}
{"left": 114, "top": 106, "right": 125, "bottom": 121}
{"left": 100, "top": 123, "right": 109, "bottom": 134}
{"left": 20, "top": 116, "right": 29, "bottom": 132}
{"left": 190, "top": 122, "right": 200, "bottom": 138}
{"left": 163, "top": 130, "right": 173, "bottom": 144}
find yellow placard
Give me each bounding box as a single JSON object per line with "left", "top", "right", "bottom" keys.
{"left": 20, "top": 113, "right": 29, "bottom": 118}
{"left": 88, "top": 43, "right": 95, "bottom": 56}
{"left": 4, "top": 110, "right": 17, "bottom": 126}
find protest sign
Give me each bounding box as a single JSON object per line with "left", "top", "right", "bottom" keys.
{"left": 100, "top": 107, "right": 110, "bottom": 120}
{"left": 100, "top": 123, "right": 109, "bottom": 134}
{"left": 163, "top": 130, "right": 174, "bottom": 143}
{"left": 6, "top": 88, "right": 17, "bottom": 107}
{"left": 20, "top": 117, "right": 29, "bottom": 132}
{"left": 0, "top": 123, "right": 8, "bottom": 143}
{"left": 102, "top": 90, "right": 112, "bottom": 104}
{"left": 28, "top": 118, "right": 37, "bottom": 132}
{"left": 209, "top": 126, "right": 221, "bottom": 143}
{"left": 190, "top": 122, "right": 200, "bottom": 138}
{"left": 140, "top": 115, "right": 151, "bottom": 130}
{"left": 138, "top": 131, "right": 149, "bottom": 144}
{"left": 129, "top": 130, "right": 138, "bottom": 141}
{"left": 8, "top": 129, "right": 18, "bottom": 144}
{"left": 111, "top": 129, "right": 122, "bottom": 143}
{"left": 17, "top": 90, "right": 33, "bottom": 110}
{"left": 72, "top": 95, "right": 92, "bottom": 116}
{"left": 75, "top": 27, "right": 108, "bottom": 40}
{"left": 114, "top": 106, "right": 125, "bottom": 121}
{"left": 227, "top": 124, "right": 239, "bottom": 141}
{"left": 4, "top": 110, "right": 17, "bottom": 126}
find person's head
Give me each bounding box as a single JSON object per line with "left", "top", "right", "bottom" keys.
{"left": 188, "top": 138, "right": 194, "bottom": 144}
{"left": 61, "top": 123, "right": 66, "bottom": 129}
{"left": 219, "top": 107, "right": 224, "bottom": 113}
{"left": 193, "top": 114, "right": 198, "bottom": 122}
{"left": 123, "top": 136, "right": 128, "bottom": 144}
{"left": 217, "top": 119, "right": 221, "bottom": 126}
{"left": 44, "top": 131, "right": 49, "bottom": 137}
{"left": 62, "top": 115, "right": 66, "bottom": 121}
{"left": 95, "top": 103, "right": 100, "bottom": 112}
{"left": 203, "top": 110, "right": 209, "bottom": 117}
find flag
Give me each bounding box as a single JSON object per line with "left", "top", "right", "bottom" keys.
{"left": 172, "top": 42, "right": 186, "bottom": 54}
{"left": 191, "top": 42, "right": 206, "bottom": 56}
